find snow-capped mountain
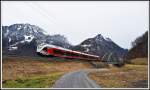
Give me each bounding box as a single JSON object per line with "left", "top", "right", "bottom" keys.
{"left": 2, "top": 23, "right": 71, "bottom": 56}
{"left": 72, "top": 34, "right": 127, "bottom": 58}
{"left": 2, "top": 23, "right": 127, "bottom": 58}
{"left": 2, "top": 23, "right": 46, "bottom": 47}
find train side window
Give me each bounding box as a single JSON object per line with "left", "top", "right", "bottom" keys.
{"left": 73, "top": 53, "right": 79, "bottom": 57}
{"left": 64, "top": 52, "right": 69, "bottom": 56}
{"left": 83, "top": 55, "right": 88, "bottom": 58}
{"left": 65, "top": 52, "right": 78, "bottom": 57}
{"left": 81, "top": 55, "right": 85, "bottom": 58}
{"left": 54, "top": 49, "right": 63, "bottom": 54}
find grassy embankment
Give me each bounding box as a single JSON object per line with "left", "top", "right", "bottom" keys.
{"left": 2, "top": 56, "right": 92, "bottom": 88}
{"left": 89, "top": 58, "right": 148, "bottom": 88}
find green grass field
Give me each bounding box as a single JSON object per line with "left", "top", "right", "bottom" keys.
{"left": 3, "top": 72, "right": 63, "bottom": 88}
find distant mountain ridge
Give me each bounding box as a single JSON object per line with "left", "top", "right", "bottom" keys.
{"left": 71, "top": 34, "right": 127, "bottom": 58}
{"left": 2, "top": 23, "right": 127, "bottom": 58}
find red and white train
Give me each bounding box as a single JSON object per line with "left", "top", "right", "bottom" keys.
{"left": 37, "top": 43, "right": 100, "bottom": 60}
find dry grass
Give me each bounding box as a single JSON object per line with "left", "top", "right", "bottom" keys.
{"left": 129, "top": 58, "right": 148, "bottom": 65}
{"left": 90, "top": 61, "right": 109, "bottom": 68}
{"left": 2, "top": 56, "right": 92, "bottom": 81}
{"left": 2, "top": 56, "right": 93, "bottom": 88}
{"left": 89, "top": 58, "right": 148, "bottom": 88}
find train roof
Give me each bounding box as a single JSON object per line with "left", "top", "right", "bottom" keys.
{"left": 38, "top": 43, "right": 99, "bottom": 58}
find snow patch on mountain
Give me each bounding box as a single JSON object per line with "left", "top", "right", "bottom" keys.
{"left": 105, "top": 37, "right": 112, "bottom": 42}
{"left": 8, "top": 46, "right": 18, "bottom": 51}
{"left": 8, "top": 37, "right": 11, "bottom": 42}
{"left": 81, "top": 44, "right": 91, "bottom": 47}
{"left": 4, "top": 29, "right": 9, "bottom": 37}
{"left": 24, "top": 35, "right": 34, "bottom": 42}
{"left": 86, "top": 48, "right": 89, "bottom": 52}
{"left": 17, "top": 26, "right": 21, "bottom": 30}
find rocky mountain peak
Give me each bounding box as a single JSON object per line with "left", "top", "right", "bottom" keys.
{"left": 72, "top": 34, "right": 127, "bottom": 58}
{"left": 94, "top": 34, "right": 112, "bottom": 42}
{"left": 94, "top": 34, "right": 103, "bottom": 39}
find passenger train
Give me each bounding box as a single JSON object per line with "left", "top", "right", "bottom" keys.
{"left": 37, "top": 43, "right": 100, "bottom": 60}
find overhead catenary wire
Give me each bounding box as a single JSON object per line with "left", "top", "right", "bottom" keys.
{"left": 33, "top": 2, "right": 57, "bottom": 23}
{"left": 27, "top": 2, "right": 56, "bottom": 25}
{"left": 28, "top": 2, "right": 71, "bottom": 36}
{"left": 24, "top": 2, "right": 69, "bottom": 36}
{"left": 17, "top": 2, "right": 54, "bottom": 31}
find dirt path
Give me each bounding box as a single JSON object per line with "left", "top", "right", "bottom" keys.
{"left": 53, "top": 69, "right": 107, "bottom": 88}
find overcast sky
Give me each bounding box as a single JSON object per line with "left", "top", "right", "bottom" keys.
{"left": 1, "top": 1, "right": 149, "bottom": 49}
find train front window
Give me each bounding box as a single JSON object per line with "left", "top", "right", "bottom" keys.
{"left": 43, "top": 47, "right": 47, "bottom": 52}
